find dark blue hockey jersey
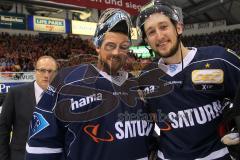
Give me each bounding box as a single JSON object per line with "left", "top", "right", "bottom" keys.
{"left": 145, "top": 46, "right": 240, "bottom": 160}
{"left": 25, "top": 64, "right": 153, "bottom": 160}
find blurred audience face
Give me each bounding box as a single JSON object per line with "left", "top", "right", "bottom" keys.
{"left": 96, "top": 32, "right": 131, "bottom": 75}
{"left": 144, "top": 13, "right": 183, "bottom": 58}
{"left": 35, "top": 56, "right": 58, "bottom": 90}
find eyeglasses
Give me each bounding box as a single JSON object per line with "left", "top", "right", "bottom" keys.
{"left": 36, "top": 68, "right": 56, "bottom": 74}
{"left": 104, "top": 42, "right": 131, "bottom": 53}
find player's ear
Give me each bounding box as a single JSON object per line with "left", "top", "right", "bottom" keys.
{"left": 176, "top": 23, "right": 183, "bottom": 35}
{"left": 144, "top": 37, "right": 149, "bottom": 45}
{"left": 96, "top": 47, "right": 100, "bottom": 55}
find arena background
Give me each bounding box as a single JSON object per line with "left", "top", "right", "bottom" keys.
{"left": 0, "top": 0, "right": 240, "bottom": 110}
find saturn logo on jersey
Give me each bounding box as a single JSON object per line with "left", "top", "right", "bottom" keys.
{"left": 84, "top": 124, "right": 114, "bottom": 143}
{"left": 168, "top": 100, "right": 223, "bottom": 129}
{"left": 115, "top": 120, "right": 153, "bottom": 139}
{"left": 83, "top": 120, "right": 153, "bottom": 143}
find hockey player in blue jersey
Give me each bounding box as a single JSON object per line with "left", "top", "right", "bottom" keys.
{"left": 136, "top": 0, "right": 240, "bottom": 159}
{"left": 25, "top": 8, "right": 154, "bottom": 160}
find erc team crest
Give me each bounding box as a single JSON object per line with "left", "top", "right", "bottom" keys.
{"left": 29, "top": 112, "right": 49, "bottom": 139}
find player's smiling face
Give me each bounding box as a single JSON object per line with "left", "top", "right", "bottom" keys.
{"left": 96, "top": 32, "right": 131, "bottom": 75}
{"left": 144, "top": 13, "right": 182, "bottom": 58}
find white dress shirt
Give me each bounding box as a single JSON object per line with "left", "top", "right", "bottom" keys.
{"left": 34, "top": 81, "right": 44, "bottom": 104}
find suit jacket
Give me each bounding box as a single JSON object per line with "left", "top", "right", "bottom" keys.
{"left": 0, "top": 93, "right": 6, "bottom": 106}
{"left": 0, "top": 82, "right": 36, "bottom": 160}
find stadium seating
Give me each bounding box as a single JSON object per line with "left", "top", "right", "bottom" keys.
{"left": 0, "top": 32, "right": 97, "bottom": 71}
{"left": 1, "top": 29, "right": 240, "bottom": 72}
{"left": 183, "top": 29, "right": 240, "bottom": 54}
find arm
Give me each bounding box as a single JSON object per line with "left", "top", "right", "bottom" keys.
{"left": 221, "top": 84, "right": 240, "bottom": 145}
{"left": 234, "top": 84, "right": 240, "bottom": 133}
{"left": 0, "top": 89, "right": 15, "bottom": 160}
{"left": 222, "top": 48, "right": 240, "bottom": 98}
{"left": 220, "top": 49, "right": 240, "bottom": 158}
{"left": 221, "top": 49, "right": 240, "bottom": 144}
{"left": 221, "top": 85, "right": 240, "bottom": 159}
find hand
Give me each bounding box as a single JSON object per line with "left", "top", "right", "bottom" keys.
{"left": 221, "top": 132, "right": 240, "bottom": 145}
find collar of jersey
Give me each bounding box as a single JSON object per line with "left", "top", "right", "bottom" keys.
{"left": 92, "top": 65, "right": 129, "bottom": 86}
{"left": 158, "top": 47, "right": 197, "bottom": 77}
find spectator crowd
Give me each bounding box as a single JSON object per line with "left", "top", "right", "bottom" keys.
{"left": 0, "top": 29, "right": 240, "bottom": 72}
{"left": 0, "top": 32, "right": 97, "bottom": 72}
{"left": 182, "top": 29, "right": 240, "bottom": 54}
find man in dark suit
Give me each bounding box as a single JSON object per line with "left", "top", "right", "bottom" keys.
{"left": 0, "top": 55, "right": 58, "bottom": 160}
{"left": 0, "top": 93, "right": 6, "bottom": 112}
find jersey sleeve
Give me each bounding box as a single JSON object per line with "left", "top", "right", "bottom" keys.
{"left": 25, "top": 72, "right": 67, "bottom": 160}
{"left": 222, "top": 48, "right": 240, "bottom": 99}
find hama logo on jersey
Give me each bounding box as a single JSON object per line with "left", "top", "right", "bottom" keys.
{"left": 83, "top": 124, "right": 114, "bottom": 143}
{"left": 71, "top": 93, "right": 102, "bottom": 111}
{"left": 29, "top": 112, "right": 49, "bottom": 139}
{"left": 192, "top": 69, "right": 224, "bottom": 84}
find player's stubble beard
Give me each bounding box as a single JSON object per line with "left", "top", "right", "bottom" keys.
{"left": 98, "top": 55, "right": 123, "bottom": 75}
{"left": 157, "top": 36, "right": 181, "bottom": 58}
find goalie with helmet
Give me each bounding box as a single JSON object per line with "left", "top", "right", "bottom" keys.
{"left": 136, "top": 0, "right": 240, "bottom": 159}
{"left": 25, "top": 8, "right": 153, "bottom": 160}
